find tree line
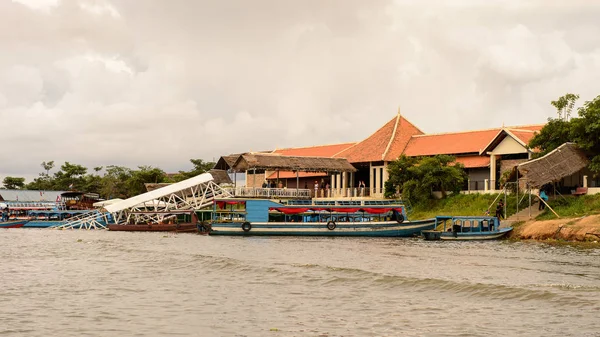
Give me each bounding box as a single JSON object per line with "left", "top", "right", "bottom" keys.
{"left": 1, "top": 159, "right": 215, "bottom": 199}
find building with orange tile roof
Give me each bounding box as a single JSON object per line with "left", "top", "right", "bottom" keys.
{"left": 328, "top": 113, "right": 543, "bottom": 197}
{"left": 225, "top": 110, "right": 546, "bottom": 197}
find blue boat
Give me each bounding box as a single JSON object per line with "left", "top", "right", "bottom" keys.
{"left": 203, "top": 199, "right": 436, "bottom": 237}
{"left": 24, "top": 210, "right": 99, "bottom": 228}
{"left": 421, "top": 215, "right": 513, "bottom": 241}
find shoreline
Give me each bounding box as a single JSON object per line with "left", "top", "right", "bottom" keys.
{"left": 506, "top": 214, "right": 600, "bottom": 247}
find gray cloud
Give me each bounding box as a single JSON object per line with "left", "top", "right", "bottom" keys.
{"left": 1, "top": 0, "right": 600, "bottom": 181}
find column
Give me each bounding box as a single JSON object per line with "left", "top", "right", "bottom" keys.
{"left": 489, "top": 154, "right": 497, "bottom": 191}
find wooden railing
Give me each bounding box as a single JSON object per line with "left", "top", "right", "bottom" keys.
{"left": 223, "top": 187, "right": 312, "bottom": 199}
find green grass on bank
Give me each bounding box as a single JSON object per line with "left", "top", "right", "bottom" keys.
{"left": 536, "top": 194, "right": 600, "bottom": 220}
{"left": 408, "top": 193, "right": 522, "bottom": 220}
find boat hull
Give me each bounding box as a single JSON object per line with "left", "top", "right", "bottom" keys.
{"left": 107, "top": 223, "right": 197, "bottom": 232}
{"left": 0, "top": 220, "right": 29, "bottom": 228}
{"left": 207, "top": 219, "right": 436, "bottom": 237}
{"left": 423, "top": 227, "right": 513, "bottom": 241}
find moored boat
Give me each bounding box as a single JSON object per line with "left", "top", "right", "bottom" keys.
{"left": 422, "top": 215, "right": 513, "bottom": 241}
{"left": 0, "top": 220, "right": 29, "bottom": 228}
{"left": 203, "top": 199, "right": 436, "bottom": 237}
{"left": 107, "top": 210, "right": 199, "bottom": 232}
{"left": 25, "top": 210, "right": 95, "bottom": 228}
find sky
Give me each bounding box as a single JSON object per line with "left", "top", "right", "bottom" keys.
{"left": 1, "top": 0, "right": 600, "bottom": 181}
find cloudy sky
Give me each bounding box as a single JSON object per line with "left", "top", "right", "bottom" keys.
{"left": 1, "top": 0, "right": 599, "bottom": 181}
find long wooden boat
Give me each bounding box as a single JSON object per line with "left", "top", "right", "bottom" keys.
{"left": 107, "top": 210, "right": 198, "bottom": 233}
{"left": 0, "top": 220, "right": 29, "bottom": 228}
{"left": 203, "top": 199, "right": 436, "bottom": 237}
{"left": 421, "top": 215, "right": 513, "bottom": 241}
{"left": 25, "top": 210, "right": 95, "bottom": 228}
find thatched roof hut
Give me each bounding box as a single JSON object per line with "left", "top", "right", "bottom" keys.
{"left": 517, "top": 143, "right": 589, "bottom": 188}
{"left": 230, "top": 153, "right": 357, "bottom": 173}
{"left": 213, "top": 155, "right": 241, "bottom": 171}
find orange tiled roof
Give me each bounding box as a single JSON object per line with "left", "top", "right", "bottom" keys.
{"left": 272, "top": 143, "right": 356, "bottom": 157}
{"left": 335, "top": 114, "right": 425, "bottom": 163}
{"left": 455, "top": 156, "right": 490, "bottom": 168}
{"left": 403, "top": 124, "right": 544, "bottom": 157}
{"left": 508, "top": 128, "right": 540, "bottom": 145}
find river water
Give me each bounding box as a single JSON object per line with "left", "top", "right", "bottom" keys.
{"left": 1, "top": 229, "right": 599, "bottom": 337}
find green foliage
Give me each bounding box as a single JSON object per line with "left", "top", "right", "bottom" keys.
{"left": 126, "top": 166, "right": 167, "bottom": 196}
{"left": 410, "top": 193, "right": 520, "bottom": 220}
{"left": 529, "top": 93, "right": 600, "bottom": 174}
{"left": 22, "top": 159, "right": 211, "bottom": 199}
{"left": 386, "top": 155, "right": 467, "bottom": 202}
{"left": 551, "top": 93, "right": 579, "bottom": 121}
{"left": 528, "top": 119, "right": 572, "bottom": 157}
{"left": 170, "top": 159, "right": 215, "bottom": 182}
{"left": 536, "top": 194, "right": 600, "bottom": 220}
{"left": 2, "top": 176, "right": 25, "bottom": 189}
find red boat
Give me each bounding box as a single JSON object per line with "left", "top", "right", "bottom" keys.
{"left": 0, "top": 220, "right": 29, "bottom": 228}
{"left": 107, "top": 223, "right": 197, "bottom": 232}
{"left": 107, "top": 210, "right": 199, "bottom": 233}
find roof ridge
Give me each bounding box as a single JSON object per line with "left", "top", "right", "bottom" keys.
{"left": 382, "top": 112, "right": 401, "bottom": 160}
{"left": 333, "top": 114, "right": 399, "bottom": 159}
{"left": 506, "top": 128, "right": 536, "bottom": 133}
{"left": 409, "top": 123, "right": 544, "bottom": 138}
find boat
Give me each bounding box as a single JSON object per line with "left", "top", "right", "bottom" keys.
{"left": 0, "top": 220, "right": 29, "bottom": 228}
{"left": 421, "top": 215, "right": 513, "bottom": 241}
{"left": 25, "top": 210, "right": 96, "bottom": 228}
{"left": 202, "top": 199, "right": 436, "bottom": 237}
{"left": 107, "top": 210, "right": 199, "bottom": 232}
{"left": 60, "top": 191, "right": 101, "bottom": 210}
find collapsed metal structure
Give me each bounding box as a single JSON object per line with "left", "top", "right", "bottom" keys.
{"left": 55, "top": 172, "right": 232, "bottom": 229}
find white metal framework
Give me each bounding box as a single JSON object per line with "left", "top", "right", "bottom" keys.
{"left": 55, "top": 173, "right": 232, "bottom": 229}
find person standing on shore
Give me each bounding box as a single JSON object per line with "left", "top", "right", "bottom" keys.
{"left": 539, "top": 190, "right": 548, "bottom": 210}
{"left": 495, "top": 200, "right": 504, "bottom": 220}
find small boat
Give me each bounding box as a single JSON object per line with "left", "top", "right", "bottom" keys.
{"left": 107, "top": 210, "right": 199, "bottom": 232}
{"left": 202, "top": 198, "right": 436, "bottom": 237}
{"left": 421, "top": 215, "right": 512, "bottom": 241}
{"left": 0, "top": 220, "right": 29, "bottom": 228}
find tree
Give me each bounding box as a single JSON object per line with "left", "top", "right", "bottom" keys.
{"left": 41, "top": 161, "right": 55, "bottom": 177}
{"left": 53, "top": 162, "right": 88, "bottom": 190}
{"left": 126, "top": 166, "right": 167, "bottom": 196}
{"left": 3, "top": 176, "right": 25, "bottom": 189}
{"left": 570, "top": 95, "right": 600, "bottom": 173}
{"left": 171, "top": 158, "right": 215, "bottom": 182}
{"left": 551, "top": 93, "right": 579, "bottom": 121}
{"left": 101, "top": 165, "right": 132, "bottom": 199}
{"left": 386, "top": 155, "right": 467, "bottom": 203}
{"left": 385, "top": 155, "right": 418, "bottom": 198}
{"left": 529, "top": 93, "right": 600, "bottom": 174}
{"left": 26, "top": 161, "right": 56, "bottom": 190}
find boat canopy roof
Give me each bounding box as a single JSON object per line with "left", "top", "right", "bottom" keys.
{"left": 269, "top": 206, "right": 403, "bottom": 215}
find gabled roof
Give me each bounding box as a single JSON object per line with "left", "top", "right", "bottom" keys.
{"left": 479, "top": 126, "right": 544, "bottom": 155}
{"left": 403, "top": 124, "right": 544, "bottom": 157}
{"left": 272, "top": 143, "right": 356, "bottom": 157}
{"left": 213, "top": 154, "right": 242, "bottom": 171}
{"left": 334, "top": 113, "right": 424, "bottom": 163}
